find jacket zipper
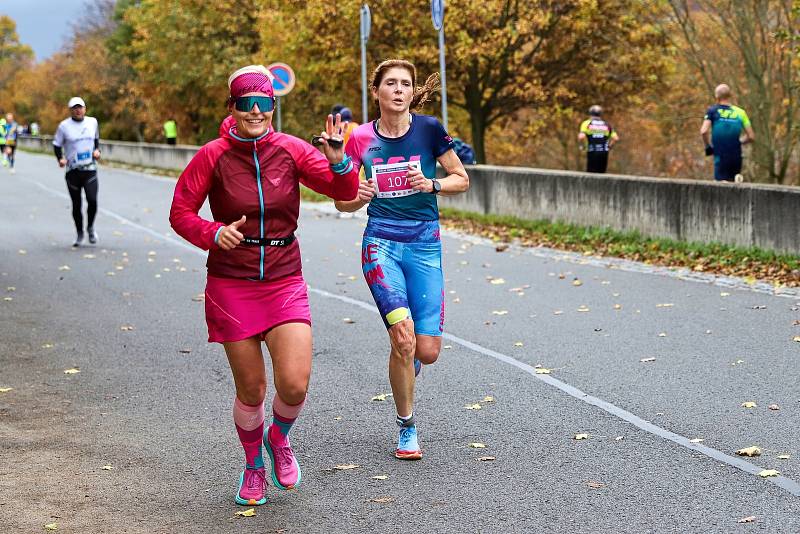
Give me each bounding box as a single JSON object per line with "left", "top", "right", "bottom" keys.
{"left": 251, "top": 145, "right": 265, "bottom": 280}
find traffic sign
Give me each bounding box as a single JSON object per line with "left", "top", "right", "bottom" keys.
{"left": 267, "top": 62, "right": 296, "bottom": 97}
{"left": 360, "top": 4, "right": 371, "bottom": 43}
{"left": 431, "top": 0, "right": 444, "bottom": 31}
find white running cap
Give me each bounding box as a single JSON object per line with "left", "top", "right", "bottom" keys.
{"left": 68, "top": 96, "right": 86, "bottom": 108}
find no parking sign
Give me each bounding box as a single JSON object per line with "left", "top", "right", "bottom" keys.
{"left": 267, "top": 62, "right": 295, "bottom": 97}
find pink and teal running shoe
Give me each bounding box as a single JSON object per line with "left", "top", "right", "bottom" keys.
{"left": 264, "top": 426, "right": 302, "bottom": 490}
{"left": 235, "top": 467, "right": 268, "bottom": 506}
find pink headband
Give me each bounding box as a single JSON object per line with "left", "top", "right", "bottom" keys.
{"left": 228, "top": 65, "right": 274, "bottom": 98}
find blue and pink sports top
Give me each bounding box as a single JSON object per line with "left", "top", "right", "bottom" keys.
{"left": 345, "top": 113, "right": 455, "bottom": 221}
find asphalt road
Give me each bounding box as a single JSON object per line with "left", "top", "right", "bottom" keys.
{"left": 1, "top": 151, "right": 799, "bottom": 533}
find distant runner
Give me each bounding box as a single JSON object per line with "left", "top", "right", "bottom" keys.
{"left": 53, "top": 97, "right": 101, "bottom": 247}
{"left": 578, "top": 105, "right": 618, "bottom": 174}
{"left": 163, "top": 118, "right": 178, "bottom": 145}
{"left": 701, "top": 84, "right": 755, "bottom": 182}
{"left": 4, "top": 113, "right": 19, "bottom": 174}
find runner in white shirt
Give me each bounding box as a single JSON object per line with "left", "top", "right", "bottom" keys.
{"left": 53, "top": 97, "right": 101, "bottom": 246}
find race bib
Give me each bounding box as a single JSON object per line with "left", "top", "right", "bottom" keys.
{"left": 76, "top": 151, "right": 92, "bottom": 163}
{"left": 371, "top": 161, "right": 421, "bottom": 199}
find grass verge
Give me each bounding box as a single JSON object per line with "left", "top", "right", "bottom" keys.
{"left": 439, "top": 207, "right": 800, "bottom": 288}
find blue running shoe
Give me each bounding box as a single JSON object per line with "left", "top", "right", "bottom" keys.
{"left": 235, "top": 467, "right": 267, "bottom": 506}
{"left": 414, "top": 358, "right": 422, "bottom": 377}
{"left": 395, "top": 425, "right": 422, "bottom": 460}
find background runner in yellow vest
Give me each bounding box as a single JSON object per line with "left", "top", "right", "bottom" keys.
{"left": 0, "top": 114, "right": 6, "bottom": 167}
{"left": 163, "top": 118, "right": 178, "bottom": 145}
{"left": 578, "top": 105, "right": 619, "bottom": 174}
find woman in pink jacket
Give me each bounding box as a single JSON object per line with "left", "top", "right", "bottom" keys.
{"left": 170, "top": 65, "right": 358, "bottom": 506}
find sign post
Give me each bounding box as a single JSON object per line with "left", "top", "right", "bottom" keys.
{"left": 431, "top": 0, "right": 448, "bottom": 131}
{"left": 360, "top": 4, "right": 371, "bottom": 124}
{"left": 267, "top": 62, "right": 296, "bottom": 132}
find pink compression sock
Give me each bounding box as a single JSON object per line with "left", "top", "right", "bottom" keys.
{"left": 233, "top": 397, "right": 265, "bottom": 468}
{"left": 268, "top": 394, "right": 306, "bottom": 445}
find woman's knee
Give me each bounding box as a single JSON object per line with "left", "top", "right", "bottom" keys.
{"left": 237, "top": 380, "right": 266, "bottom": 405}
{"left": 389, "top": 321, "right": 416, "bottom": 358}
{"left": 275, "top": 382, "right": 308, "bottom": 406}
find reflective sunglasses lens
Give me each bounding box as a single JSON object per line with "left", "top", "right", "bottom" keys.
{"left": 235, "top": 96, "right": 274, "bottom": 112}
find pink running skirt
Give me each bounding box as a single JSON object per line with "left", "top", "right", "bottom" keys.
{"left": 204, "top": 274, "right": 311, "bottom": 343}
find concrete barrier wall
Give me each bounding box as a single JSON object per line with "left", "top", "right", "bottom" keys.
{"left": 19, "top": 135, "right": 198, "bottom": 171}
{"left": 19, "top": 136, "right": 800, "bottom": 254}
{"left": 438, "top": 165, "right": 800, "bottom": 254}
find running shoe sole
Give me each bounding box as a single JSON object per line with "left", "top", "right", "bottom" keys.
{"left": 395, "top": 449, "right": 423, "bottom": 461}
{"left": 234, "top": 471, "right": 267, "bottom": 506}
{"left": 264, "top": 433, "right": 302, "bottom": 490}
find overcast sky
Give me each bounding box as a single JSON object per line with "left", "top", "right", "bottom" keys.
{"left": 0, "top": 0, "right": 91, "bottom": 60}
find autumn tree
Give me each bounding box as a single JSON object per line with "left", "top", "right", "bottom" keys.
{"left": 0, "top": 16, "right": 34, "bottom": 104}
{"left": 122, "top": 0, "right": 264, "bottom": 144}
{"left": 264, "top": 0, "right": 671, "bottom": 163}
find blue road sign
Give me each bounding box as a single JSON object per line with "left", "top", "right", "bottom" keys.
{"left": 267, "top": 63, "right": 296, "bottom": 97}
{"left": 431, "top": 0, "right": 444, "bottom": 31}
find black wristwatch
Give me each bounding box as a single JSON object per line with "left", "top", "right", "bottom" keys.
{"left": 430, "top": 179, "right": 442, "bottom": 194}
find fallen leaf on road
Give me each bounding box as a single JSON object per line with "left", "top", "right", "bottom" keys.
{"left": 477, "top": 456, "right": 495, "bottom": 462}
{"left": 371, "top": 394, "right": 391, "bottom": 402}
{"left": 372, "top": 475, "right": 389, "bottom": 480}
{"left": 793, "top": 336, "right": 800, "bottom": 343}
{"left": 614, "top": 436, "right": 624, "bottom": 441}
{"left": 235, "top": 508, "right": 256, "bottom": 517}
{"left": 0, "top": 387, "right": 13, "bottom": 393}
{"left": 369, "top": 496, "right": 394, "bottom": 503}
{"left": 613, "top": 304, "right": 622, "bottom": 310}
{"left": 3, "top": 297, "right": 12, "bottom": 302}
{"left": 468, "top": 443, "right": 486, "bottom": 448}
{"left": 777, "top": 455, "right": 791, "bottom": 460}
{"left": 553, "top": 310, "right": 564, "bottom": 315}
{"left": 737, "top": 516, "right": 756, "bottom": 524}
{"left": 120, "top": 325, "right": 134, "bottom": 331}
{"left": 465, "top": 403, "right": 482, "bottom": 410}
{"left": 758, "top": 469, "right": 779, "bottom": 478}
{"left": 535, "top": 368, "right": 551, "bottom": 375}
{"left": 58, "top": 265, "right": 71, "bottom": 271}
{"left": 577, "top": 305, "right": 590, "bottom": 312}
{"left": 741, "top": 401, "right": 757, "bottom": 408}
{"left": 342, "top": 317, "right": 355, "bottom": 324}
{"left": 689, "top": 438, "right": 704, "bottom": 443}
{"left": 101, "top": 465, "right": 114, "bottom": 470}
{"left": 147, "top": 251, "right": 157, "bottom": 257}
{"left": 514, "top": 341, "right": 523, "bottom": 347}
{"left": 586, "top": 481, "right": 606, "bottom": 489}
{"left": 443, "top": 345, "right": 452, "bottom": 349}
{"left": 640, "top": 357, "right": 656, "bottom": 363}
{"left": 574, "top": 433, "right": 589, "bottom": 440}
{"left": 44, "top": 523, "right": 58, "bottom": 530}
{"left": 492, "top": 310, "right": 508, "bottom": 316}
{"left": 334, "top": 464, "right": 360, "bottom": 470}
{"left": 656, "top": 303, "right": 674, "bottom": 308}
{"left": 63, "top": 368, "right": 80, "bottom": 374}
{"left": 82, "top": 254, "right": 96, "bottom": 259}
{"left": 191, "top": 294, "right": 205, "bottom": 302}
{"left": 720, "top": 292, "right": 730, "bottom": 297}
{"left": 736, "top": 446, "right": 762, "bottom": 457}
{"left": 768, "top": 404, "right": 780, "bottom": 411}
{"left": 482, "top": 396, "right": 495, "bottom": 403}
{"left": 572, "top": 279, "right": 582, "bottom": 286}
{"left": 17, "top": 249, "right": 26, "bottom": 255}
{"left": 495, "top": 244, "right": 509, "bottom": 252}
{"left": 658, "top": 332, "right": 667, "bottom": 337}
{"left": 6, "top": 286, "right": 15, "bottom": 291}
{"left": 178, "top": 348, "right": 192, "bottom": 354}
